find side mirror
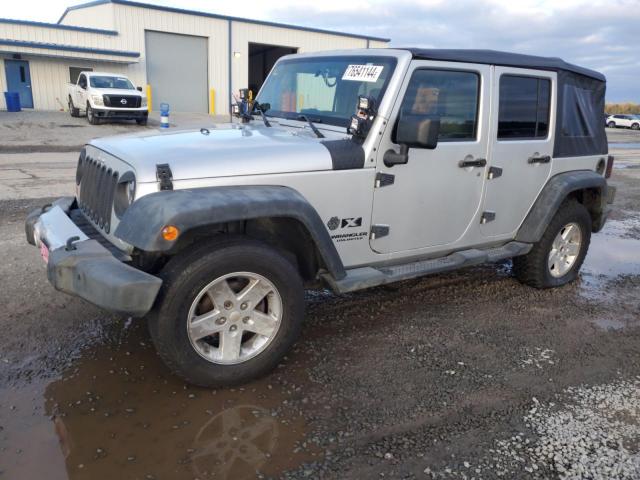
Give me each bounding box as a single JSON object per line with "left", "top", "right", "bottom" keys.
{"left": 396, "top": 112, "right": 440, "bottom": 149}
{"left": 136, "top": 86, "right": 143, "bottom": 92}
{"left": 384, "top": 112, "right": 440, "bottom": 167}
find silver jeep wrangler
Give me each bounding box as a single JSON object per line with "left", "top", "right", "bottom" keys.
{"left": 26, "top": 49, "right": 615, "bottom": 387}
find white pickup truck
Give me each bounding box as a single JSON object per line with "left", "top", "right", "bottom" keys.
{"left": 67, "top": 71, "right": 148, "bottom": 125}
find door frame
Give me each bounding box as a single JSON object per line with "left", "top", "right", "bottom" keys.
{"left": 4, "top": 59, "right": 34, "bottom": 108}
{"left": 370, "top": 60, "right": 493, "bottom": 256}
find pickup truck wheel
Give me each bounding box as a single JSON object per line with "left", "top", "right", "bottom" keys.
{"left": 148, "top": 238, "right": 304, "bottom": 387}
{"left": 513, "top": 200, "right": 591, "bottom": 289}
{"left": 607, "top": 121, "right": 616, "bottom": 128}
{"left": 68, "top": 96, "right": 79, "bottom": 117}
{"left": 136, "top": 118, "right": 147, "bottom": 126}
{"left": 86, "top": 103, "right": 99, "bottom": 125}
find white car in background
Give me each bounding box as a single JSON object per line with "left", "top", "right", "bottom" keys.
{"left": 67, "top": 72, "right": 148, "bottom": 125}
{"left": 606, "top": 114, "right": 640, "bottom": 130}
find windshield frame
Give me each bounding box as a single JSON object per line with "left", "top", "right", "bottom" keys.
{"left": 255, "top": 55, "right": 398, "bottom": 128}
{"left": 89, "top": 75, "right": 135, "bottom": 90}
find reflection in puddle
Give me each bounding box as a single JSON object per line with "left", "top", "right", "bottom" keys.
{"left": 581, "top": 216, "right": 640, "bottom": 298}
{"left": 0, "top": 323, "right": 314, "bottom": 480}
{"left": 580, "top": 215, "right": 640, "bottom": 329}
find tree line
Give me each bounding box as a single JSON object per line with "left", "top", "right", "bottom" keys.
{"left": 606, "top": 103, "right": 640, "bottom": 114}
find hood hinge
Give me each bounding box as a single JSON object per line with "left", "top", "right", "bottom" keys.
{"left": 156, "top": 164, "right": 173, "bottom": 191}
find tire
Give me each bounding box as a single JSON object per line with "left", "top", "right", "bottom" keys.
{"left": 68, "top": 96, "right": 79, "bottom": 117}
{"left": 513, "top": 200, "right": 591, "bottom": 289}
{"left": 607, "top": 121, "right": 616, "bottom": 128}
{"left": 86, "top": 103, "right": 99, "bottom": 125}
{"left": 136, "top": 117, "right": 148, "bottom": 126}
{"left": 148, "top": 237, "right": 305, "bottom": 387}
{"left": 632, "top": 123, "right": 640, "bottom": 130}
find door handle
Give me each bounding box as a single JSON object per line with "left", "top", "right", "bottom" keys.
{"left": 528, "top": 155, "right": 551, "bottom": 164}
{"left": 458, "top": 158, "right": 487, "bottom": 168}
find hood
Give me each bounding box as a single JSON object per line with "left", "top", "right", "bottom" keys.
{"left": 89, "top": 123, "right": 339, "bottom": 182}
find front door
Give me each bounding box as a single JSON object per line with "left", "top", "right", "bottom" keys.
{"left": 371, "top": 61, "right": 491, "bottom": 254}
{"left": 5, "top": 60, "right": 33, "bottom": 108}
{"left": 480, "top": 67, "right": 556, "bottom": 238}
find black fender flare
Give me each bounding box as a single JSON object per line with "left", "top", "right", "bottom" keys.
{"left": 516, "top": 170, "right": 607, "bottom": 243}
{"left": 114, "top": 185, "right": 346, "bottom": 280}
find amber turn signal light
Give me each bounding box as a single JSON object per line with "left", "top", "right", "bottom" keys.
{"left": 161, "top": 225, "right": 179, "bottom": 241}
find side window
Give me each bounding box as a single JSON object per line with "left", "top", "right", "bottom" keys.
{"left": 78, "top": 74, "right": 87, "bottom": 89}
{"left": 398, "top": 69, "right": 480, "bottom": 141}
{"left": 498, "top": 75, "right": 551, "bottom": 139}
{"left": 70, "top": 67, "right": 92, "bottom": 84}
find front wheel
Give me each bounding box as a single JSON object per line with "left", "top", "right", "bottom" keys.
{"left": 148, "top": 238, "right": 305, "bottom": 387}
{"left": 513, "top": 200, "right": 591, "bottom": 289}
{"left": 631, "top": 123, "right": 640, "bottom": 130}
{"left": 86, "top": 103, "right": 99, "bottom": 125}
{"left": 136, "top": 117, "right": 148, "bottom": 125}
{"left": 68, "top": 96, "right": 79, "bottom": 117}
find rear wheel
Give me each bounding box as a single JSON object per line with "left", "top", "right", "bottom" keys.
{"left": 607, "top": 121, "right": 616, "bottom": 128}
{"left": 149, "top": 238, "right": 305, "bottom": 387}
{"left": 68, "top": 96, "right": 79, "bottom": 117}
{"left": 513, "top": 200, "right": 591, "bottom": 289}
{"left": 86, "top": 103, "right": 99, "bottom": 125}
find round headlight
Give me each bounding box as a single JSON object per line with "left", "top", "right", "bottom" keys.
{"left": 114, "top": 172, "right": 136, "bottom": 218}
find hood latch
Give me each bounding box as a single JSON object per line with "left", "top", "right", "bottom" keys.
{"left": 156, "top": 164, "right": 173, "bottom": 191}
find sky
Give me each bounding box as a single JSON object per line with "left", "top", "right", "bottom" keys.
{"left": 3, "top": 0, "right": 639, "bottom": 102}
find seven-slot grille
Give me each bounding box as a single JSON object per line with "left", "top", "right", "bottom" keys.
{"left": 77, "top": 155, "right": 119, "bottom": 233}
{"left": 103, "top": 95, "right": 141, "bottom": 108}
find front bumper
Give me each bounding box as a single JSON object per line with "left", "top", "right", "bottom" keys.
{"left": 93, "top": 108, "right": 148, "bottom": 120}
{"left": 26, "top": 198, "right": 162, "bottom": 317}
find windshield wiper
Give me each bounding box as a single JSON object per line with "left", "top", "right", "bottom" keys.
{"left": 297, "top": 115, "right": 325, "bottom": 138}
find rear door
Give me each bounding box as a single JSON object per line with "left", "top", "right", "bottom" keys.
{"left": 480, "top": 68, "right": 556, "bottom": 238}
{"left": 370, "top": 61, "right": 491, "bottom": 253}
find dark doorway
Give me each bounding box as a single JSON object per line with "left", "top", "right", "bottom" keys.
{"left": 248, "top": 43, "right": 298, "bottom": 95}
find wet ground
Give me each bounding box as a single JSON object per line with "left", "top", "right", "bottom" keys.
{"left": 1, "top": 140, "right": 639, "bottom": 479}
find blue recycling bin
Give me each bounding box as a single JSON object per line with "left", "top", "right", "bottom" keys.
{"left": 4, "top": 91, "right": 21, "bottom": 112}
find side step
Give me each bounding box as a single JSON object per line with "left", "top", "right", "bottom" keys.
{"left": 324, "top": 241, "right": 532, "bottom": 293}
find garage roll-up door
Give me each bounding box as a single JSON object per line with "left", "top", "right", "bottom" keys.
{"left": 145, "top": 31, "right": 208, "bottom": 113}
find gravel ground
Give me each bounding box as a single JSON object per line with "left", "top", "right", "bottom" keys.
{"left": 0, "top": 134, "right": 638, "bottom": 479}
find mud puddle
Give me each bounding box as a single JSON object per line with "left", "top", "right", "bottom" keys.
{"left": 579, "top": 213, "right": 640, "bottom": 329}
{"left": 0, "top": 321, "right": 317, "bottom": 480}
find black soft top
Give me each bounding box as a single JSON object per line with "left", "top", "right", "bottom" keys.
{"left": 401, "top": 48, "right": 607, "bottom": 158}
{"left": 405, "top": 48, "right": 605, "bottom": 82}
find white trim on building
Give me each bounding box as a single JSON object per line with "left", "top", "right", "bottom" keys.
{"left": 0, "top": 0, "right": 389, "bottom": 113}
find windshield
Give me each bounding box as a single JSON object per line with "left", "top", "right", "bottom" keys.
{"left": 255, "top": 56, "right": 397, "bottom": 127}
{"left": 89, "top": 75, "right": 135, "bottom": 90}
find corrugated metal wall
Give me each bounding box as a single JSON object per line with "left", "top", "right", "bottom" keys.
{"left": 0, "top": 55, "right": 128, "bottom": 110}
{"left": 2, "top": 2, "right": 388, "bottom": 113}
{"left": 58, "top": 3, "right": 116, "bottom": 31}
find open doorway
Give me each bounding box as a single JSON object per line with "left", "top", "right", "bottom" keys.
{"left": 248, "top": 43, "right": 298, "bottom": 95}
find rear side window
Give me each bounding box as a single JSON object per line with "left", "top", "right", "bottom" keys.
{"left": 498, "top": 75, "right": 551, "bottom": 139}
{"left": 399, "top": 69, "right": 480, "bottom": 141}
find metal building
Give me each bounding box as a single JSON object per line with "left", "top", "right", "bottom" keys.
{"left": 0, "top": 0, "right": 389, "bottom": 114}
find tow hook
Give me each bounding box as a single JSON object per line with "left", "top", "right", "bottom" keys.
{"left": 65, "top": 236, "right": 81, "bottom": 251}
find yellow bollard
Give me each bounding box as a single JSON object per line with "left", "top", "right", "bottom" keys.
{"left": 209, "top": 88, "right": 215, "bottom": 115}
{"left": 146, "top": 84, "right": 152, "bottom": 112}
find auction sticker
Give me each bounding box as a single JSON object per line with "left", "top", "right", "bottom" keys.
{"left": 342, "top": 65, "right": 384, "bottom": 82}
